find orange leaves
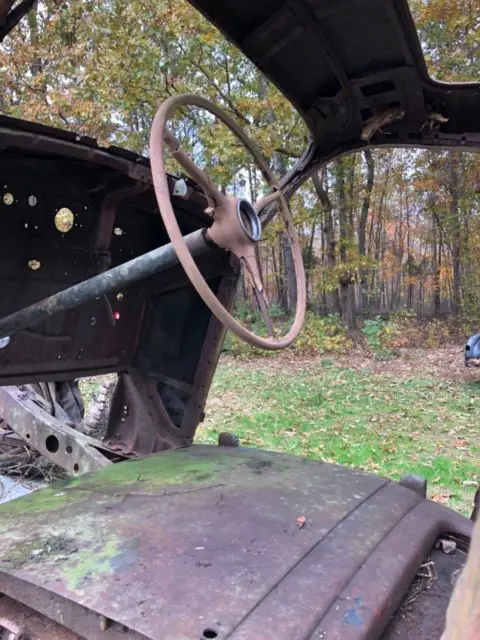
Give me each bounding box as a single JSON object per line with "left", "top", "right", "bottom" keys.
{"left": 431, "top": 491, "right": 454, "bottom": 505}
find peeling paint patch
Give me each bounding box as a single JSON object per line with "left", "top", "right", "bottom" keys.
{"left": 344, "top": 607, "right": 364, "bottom": 628}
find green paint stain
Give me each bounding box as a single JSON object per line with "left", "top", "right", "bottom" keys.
{"left": 0, "top": 448, "right": 290, "bottom": 543}
{"left": 67, "top": 447, "right": 275, "bottom": 492}
{"left": 61, "top": 536, "right": 122, "bottom": 591}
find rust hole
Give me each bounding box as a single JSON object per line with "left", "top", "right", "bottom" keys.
{"left": 55, "top": 207, "right": 74, "bottom": 233}
{"left": 3, "top": 192, "right": 14, "bottom": 205}
{"left": 45, "top": 435, "right": 59, "bottom": 453}
{"left": 28, "top": 195, "right": 37, "bottom": 207}
{"left": 73, "top": 463, "right": 79, "bottom": 473}
{"left": 116, "top": 292, "right": 124, "bottom": 301}
{"left": 66, "top": 445, "right": 73, "bottom": 454}
{"left": 113, "top": 226, "right": 124, "bottom": 236}
{"left": 202, "top": 630, "right": 218, "bottom": 639}
{"left": 28, "top": 259, "right": 41, "bottom": 271}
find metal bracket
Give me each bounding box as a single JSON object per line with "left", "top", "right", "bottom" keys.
{"left": 399, "top": 473, "right": 427, "bottom": 498}
{"left": 0, "top": 386, "right": 125, "bottom": 474}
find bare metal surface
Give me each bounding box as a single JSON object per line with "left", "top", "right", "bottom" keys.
{"left": 0, "top": 593, "right": 134, "bottom": 640}
{"left": 399, "top": 474, "right": 427, "bottom": 498}
{"left": 0, "top": 612, "right": 25, "bottom": 639}
{"left": 150, "top": 93, "right": 307, "bottom": 350}
{"left": 0, "top": 228, "right": 209, "bottom": 341}
{"left": 94, "top": 184, "right": 149, "bottom": 258}
{"left": 103, "top": 372, "right": 183, "bottom": 455}
{"left": 307, "top": 502, "right": 471, "bottom": 640}
{"left": 0, "top": 130, "right": 235, "bottom": 450}
{"left": 0, "top": 446, "right": 472, "bottom": 639}
{"left": 0, "top": 386, "right": 120, "bottom": 474}
{"left": 0, "top": 596, "right": 76, "bottom": 639}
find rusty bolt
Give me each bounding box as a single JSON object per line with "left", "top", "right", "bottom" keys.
{"left": 399, "top": 474, "right": 427, "bottom": 498}
{"left": 218, "top": 432, "right": 239, "bottom": 447}
{"left": 99, "top": 615, "right": 111, "bottom": 631}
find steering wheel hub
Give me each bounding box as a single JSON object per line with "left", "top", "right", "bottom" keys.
{"left": 237, "top": 199, "right": 261, "bottom": 242}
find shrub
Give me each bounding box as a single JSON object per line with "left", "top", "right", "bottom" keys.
{"left": 222, "top": 312, "right": 351, "bottom": 357}
{"left": 361, "top": 316, "right": 396, "bottom": 360}
{"left": 292, "top": 312, "right": 351, "bottom": 355}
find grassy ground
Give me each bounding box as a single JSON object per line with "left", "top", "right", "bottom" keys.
{"left": 197, "top": 348, "right": 479, "bottom": 515}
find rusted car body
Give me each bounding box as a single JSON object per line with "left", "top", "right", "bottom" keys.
{"left": 0, "top": 0, "right": 478, "bottom": 638}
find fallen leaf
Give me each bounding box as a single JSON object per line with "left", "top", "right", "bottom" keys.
{"left": 431, "top": 492, "right": 453, "bottom": 504}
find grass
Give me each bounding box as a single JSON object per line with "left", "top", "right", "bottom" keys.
{"left": 197, "top": 358, "right": 479, "bottom": 515}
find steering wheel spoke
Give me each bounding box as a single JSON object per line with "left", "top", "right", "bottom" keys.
{"left": 254, "top": 188, "right": 283, "bottom": 219}
{"left": 239, "top": 251, "right": 273, "bottom": 336}
{"left": 252, "top": 285, "right": 275, "bottom": 339}
{"left": 164, "top": 129, "right": 225, "bottom": 206}
{"left": 150, "top": 93, "right": 306, "bottom": 351}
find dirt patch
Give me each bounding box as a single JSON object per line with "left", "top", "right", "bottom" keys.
{"left": 221, "top": 345, "right": 478, "bottom": 383}
{"left": 335, "top": 346, "right": 478, "bottom": 382}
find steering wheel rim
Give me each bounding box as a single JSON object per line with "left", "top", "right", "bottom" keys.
{"left": 149, "top": 93, "right": 306, "bottom": 350}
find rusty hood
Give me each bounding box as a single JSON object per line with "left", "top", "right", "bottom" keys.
{"left": 0, "top": 445, "right": 472, "bottom": 639}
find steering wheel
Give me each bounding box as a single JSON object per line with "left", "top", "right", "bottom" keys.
{"left": 149, "top": 94, "right": 306, "bottom": 350}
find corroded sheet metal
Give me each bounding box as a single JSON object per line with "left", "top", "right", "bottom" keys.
{"left": 0, "top": 446, "right": 472, "bottom": 639}
{"left": 308, "top": 502, "right": 471, "bottom": 640}
{"left": 0, "top": 385, "right": 115, "bottom": 474}
{"left": 0, "top": 595, "right": 80, "bottom": 640}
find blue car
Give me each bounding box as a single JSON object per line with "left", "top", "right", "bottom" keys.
{"left": 465, "top": 333, "right": 480, "bottom": 366}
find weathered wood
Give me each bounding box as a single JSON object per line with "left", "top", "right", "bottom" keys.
{"left": 441, "top": 514, "right": 480, "bottom": 640}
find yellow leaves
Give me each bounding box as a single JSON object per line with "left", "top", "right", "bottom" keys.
{"left": 410, "top": 0, "right": 479, "bottom": 81}
{"left": 1, "top": 0, "right": 307, "bottom": 169}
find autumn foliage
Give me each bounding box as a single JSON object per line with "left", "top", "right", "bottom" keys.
{"left": 0, "top": 0, "right": 478, "bottom": 333}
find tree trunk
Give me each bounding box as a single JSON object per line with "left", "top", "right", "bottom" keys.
{"left": 447, "top": 152, "right": 461, "bottom": 314}
{"left": 305, "top": 223, "right": 316, "bottom": 298}
{"left": 282, "top": 232, "right": 297, "bottom": 314}
{"left": 432, "top": 213, "right": 441, "bottom": 315}
{"left": 312, "top": 171, "right": 341, "bottom": 314}
{"left": 335, "top": 159, "right": 355, "bottom": 328}
{"left": 358, "top": 149, "right": 375, "bottom": 309}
